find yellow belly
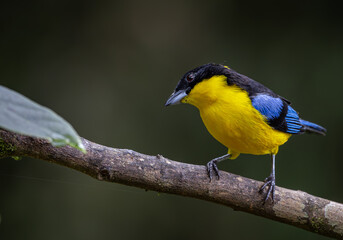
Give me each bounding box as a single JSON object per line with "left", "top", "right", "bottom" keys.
{"left": 181, "top": 75, "right": 291, "bottom": 158}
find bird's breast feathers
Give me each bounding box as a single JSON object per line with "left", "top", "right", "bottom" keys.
{"left": 181, "top": 75, "right": 291, "bottom": 155}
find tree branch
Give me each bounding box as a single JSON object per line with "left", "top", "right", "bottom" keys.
{"left": 0, "top": 129, "right": 342, "bottom": 239}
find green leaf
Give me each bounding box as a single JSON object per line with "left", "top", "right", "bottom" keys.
{"left": 0, "top": 86, "right": 86, "bottom": 153}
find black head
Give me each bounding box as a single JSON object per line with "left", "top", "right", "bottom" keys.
{"left": 165, "top": 63, "right": 230, "bottom": 106}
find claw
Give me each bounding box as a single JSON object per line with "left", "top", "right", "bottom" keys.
{"left": 206, "top": 160, "right": 220, "bottom": 181}
{"left": 259, "top": 175, "right": 275, "bottom": 204}
{"left": 259, "top": 154, "right": 276, "bottom": 204}
{"left": 206, "top": 154, "right": 230, "bottom": 182}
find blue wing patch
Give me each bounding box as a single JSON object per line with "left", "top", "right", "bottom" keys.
{"left": 285, "top": 106, "right": 302, "bottom": 134}
{"left": 251, "top": 95, "right": 283, "bottom": 121}
{"left": 252, "top": 94, "right": 302, "bottom": 134}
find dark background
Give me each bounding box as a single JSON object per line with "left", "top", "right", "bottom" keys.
{"left": 1, "top": 1, "right": 342, "bottom": 239}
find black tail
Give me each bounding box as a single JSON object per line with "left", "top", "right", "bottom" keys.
{"left": 300, "top": 119, "right": 327, "bottom": 136}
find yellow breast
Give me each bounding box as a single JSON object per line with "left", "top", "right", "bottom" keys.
{"left": 181, "top": 75, "right": 291, "bottom": 158}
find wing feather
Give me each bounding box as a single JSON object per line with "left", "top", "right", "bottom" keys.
{"left": 251, "top": 94, "right": 302, "bottom": 134}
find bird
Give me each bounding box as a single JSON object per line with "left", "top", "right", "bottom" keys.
{"left": 165, "top": 63, "right": 326, "bottom": 203}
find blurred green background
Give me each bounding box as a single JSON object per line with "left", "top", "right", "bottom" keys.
{"left": 1, "top": 1, "right": 342, "bottom": 239}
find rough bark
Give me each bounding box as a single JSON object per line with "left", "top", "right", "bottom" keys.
{"left": 0, "top": 129, "right": 342, "bottom": 239}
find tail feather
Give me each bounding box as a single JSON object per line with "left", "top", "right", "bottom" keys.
{"left": 300, "top": 119, "right": 327, "bottom": 136}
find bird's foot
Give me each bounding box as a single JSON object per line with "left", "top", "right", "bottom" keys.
{"left": 206, "top": 159, "right": 220, "bottom": 181}
{"left": 259, "top": 174, "right": 276, "bottom": 204}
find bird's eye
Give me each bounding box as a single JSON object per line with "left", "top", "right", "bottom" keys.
{"left": 186, "top": 73, "right": 194, "bottom": 82}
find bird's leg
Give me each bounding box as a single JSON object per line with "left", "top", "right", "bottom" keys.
{"left": 259, "top": 154, "right": 276, "bottom": 204}
{"left": 206, "top": 154, "right": 231, "bottom": 181}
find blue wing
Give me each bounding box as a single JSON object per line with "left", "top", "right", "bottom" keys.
{"left": 251, "top": 94, "right": 302, "bottom": 134}
{"left": 284, "top": 105, "right": 303, "bottom": 134}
